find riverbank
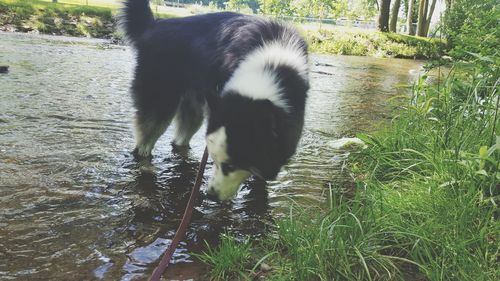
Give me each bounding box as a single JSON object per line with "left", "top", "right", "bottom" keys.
{"left": 199, "top": 60, "right": 499, "bottom": 280}
{"left": 0, "top": 0, "right": 115, "bottom": 38}
{"left": 0, "top": 0, "right": 445, "bottom": 59}
{"left": 0, "top": 0, "right": 173, "bottom": 40}
{"left": 303, "top": 26, "right": 445, "bottom": 59}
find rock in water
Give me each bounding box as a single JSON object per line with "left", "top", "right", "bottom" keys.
{"left": 328, "top": 137, "right": 367, "bottom": 150}
{"left": 0, "top": 66, "right": 9, "bottom": 73}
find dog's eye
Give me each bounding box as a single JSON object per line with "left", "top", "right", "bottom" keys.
{"left": 221, "top": 162, "right": 236, "bottom": 175}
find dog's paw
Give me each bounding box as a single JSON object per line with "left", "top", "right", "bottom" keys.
{"left": 138, "top": 161, "right": 156, "bottom": 174}
{"left": 171, "top": 141, "right": 191, "bottom": 153}
{"left": 132, "top": 147, "right": 153, "bottom": 161}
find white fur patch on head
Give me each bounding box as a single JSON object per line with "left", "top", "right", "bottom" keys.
{"left": 223, "top": 38, "right": 309, "bottom": 112}
{"left": 206, "top": 126, "right": 251, "bottom": 200}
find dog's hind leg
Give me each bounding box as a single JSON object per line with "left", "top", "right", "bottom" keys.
{"left": 133, "top": 112, "right": 173, "bottom": 158}
{"left": 172, "top": 91, "right": 205, "bottom": 147}
{"left": 131, "top": 71, "right": 182, "bottom": 159}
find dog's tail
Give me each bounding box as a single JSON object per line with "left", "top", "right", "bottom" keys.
{"left": 120, "top": 0, "right": 154, "bottom": 44}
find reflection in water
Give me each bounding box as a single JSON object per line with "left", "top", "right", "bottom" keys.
{"left": 0, "top": 32, "right": 423, "bottom": 280}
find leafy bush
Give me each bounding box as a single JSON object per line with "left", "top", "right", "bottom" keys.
{"left": 443, "top": 0, "right": 499, "bottom": 61}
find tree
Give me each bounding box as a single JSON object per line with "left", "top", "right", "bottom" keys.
{"left": 378, "top": 0, "right": 392, "bottom": 32}
{"left": 259, "top": 0, "right": 295, "bottom": 17}
{"left": 389, "top": 0, "right": 401, "bottom": 32}
{"left": 416, "top": 0, "right": 437, "bottom": 37}
{"left": 423, "top": 0, "right": 437, "bottom": 35}
{"left": 226, "top": 0, "right": 253, "bottom": 12}
{"left": 406, "top": 0, "right": 416, "bottom": 35}
{"left": 291, "top": 0, "right": 333, "bottom": 19}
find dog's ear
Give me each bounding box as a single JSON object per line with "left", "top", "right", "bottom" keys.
{"left": 254, "top": 99, "right": 279, "bottom": 139}
{"left": 249, "top": 100, "right": 282, "bottom": 181}
{"left": 206, "top": 92, "right": 224, "bottom": 133}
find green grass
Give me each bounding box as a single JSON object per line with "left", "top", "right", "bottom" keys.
{"left": 195, "top": 234, "right": 254, "bottom": 280}
{"left": 349, "top": 65, "right": 499, "bottom": 279}
{"left": 199, "top": 60, "right": 499, "bottom": 280}
{"left": 38, "top": 0, "right": 121, "bottom": 9}
{"left": 1, "top": 0, "right": 444, "bottom": 59}
{"left": 0, "top": 0, "right": 115, "bottom": 37}
{"left": 304, "top": 27, "right": 446, "bottom": 59}
{"left": 0, "top": 0, "right": 175, "bottom": 39}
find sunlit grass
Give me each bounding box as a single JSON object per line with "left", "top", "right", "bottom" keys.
{"left": 303, "top": 26, "right": 445, "bottom": 58}
{"left": 38, "top": 0, "right": 121, "bottom": 9}
{"left": 0, "top": 0, "right": 177, "bottom": 38}
{"left": 36, "top": 0, "right": 178, "bottom": 17}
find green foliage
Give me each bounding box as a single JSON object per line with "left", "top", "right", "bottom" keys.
{"left": 258, "top": 0, "right": 295, "bottom": 17}
{"left": 345, "top": 0, "right": 377, "bottom": 19}
{"left": 353, "top": 63, "right": 499, "bottom": 279}
{"left": 258, "top": 0, "right": 377, "bottom": 19}
{"left": 291, "top": 0, "right": 336, "bottom": 19}
{"left": 443, "top": 0, "right": 499, "bottom": 62}
{"left": 0, "top": 0, "right": 115, "bottom": 37}
{"left": 306, "top": 28, "right": 445, "bottom": 58}
{"left": 225, "top": 0, "right": 253, "bottom": 13}
{"left": 358, "top": 68, "right": 498, "bottom": 183}
{"left": 270, "top": 195, "right": 403, "bottom": 280}
{"left": 196, "top": 234, "right": 253, "bottom": 280}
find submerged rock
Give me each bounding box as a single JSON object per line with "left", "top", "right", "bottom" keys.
{"left": 328, "top": 137, "right": 367, "bottom": 150}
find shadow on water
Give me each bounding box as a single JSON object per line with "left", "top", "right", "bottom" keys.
{"left": 0, "top": 32, "right": 423, "bottom": 280}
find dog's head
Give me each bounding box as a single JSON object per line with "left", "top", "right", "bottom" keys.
{"left": 206, "top": 37, "right": 309, "bottom": 201}
{"left": 205, "top": 93, "right": 293, "bottom": 201}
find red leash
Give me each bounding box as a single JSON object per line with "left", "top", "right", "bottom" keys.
{"left": 149, "top": 147, "right": 209, "bottom": 281}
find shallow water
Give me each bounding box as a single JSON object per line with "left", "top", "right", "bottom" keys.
{"left": 0, "top": 32, "right": 423, "bottom": 280}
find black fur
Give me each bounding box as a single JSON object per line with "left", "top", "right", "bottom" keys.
{"left": 122, "top": 0, "right": 309, "bottom": 181}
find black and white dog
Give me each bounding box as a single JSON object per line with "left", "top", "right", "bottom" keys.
{"left": 121, "top": 0, "right": 309, "bottom": 201}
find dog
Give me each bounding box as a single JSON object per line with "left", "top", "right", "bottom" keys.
{"left": 121, "top": 0, "right": 309, "bottom": 201}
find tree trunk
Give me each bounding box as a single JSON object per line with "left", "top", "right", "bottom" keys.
{"left": 378, "top": 0, "right": 392, "bottom": 32}
{"left": 416, "top": 0, "right": 428, "bottom": 36}
{"left": 407, "top": 0, "right": 415, "bottom": 35}
{"left": 389, "top": 0, "right": 401, "bottom": 32}
{"left": 424, "top": 0, "right": 438, "bottom": 35}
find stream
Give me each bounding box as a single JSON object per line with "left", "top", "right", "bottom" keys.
{"left": 0, "top": 32, "right": 424, "bottom": 280}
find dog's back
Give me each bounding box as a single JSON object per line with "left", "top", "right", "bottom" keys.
{"left": 121, "top": 2, "right": 306, "bottom": 87}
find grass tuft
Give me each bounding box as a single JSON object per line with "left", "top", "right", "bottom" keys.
{"left": 196, "top": 234, "right": 253, "bottom": 280}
